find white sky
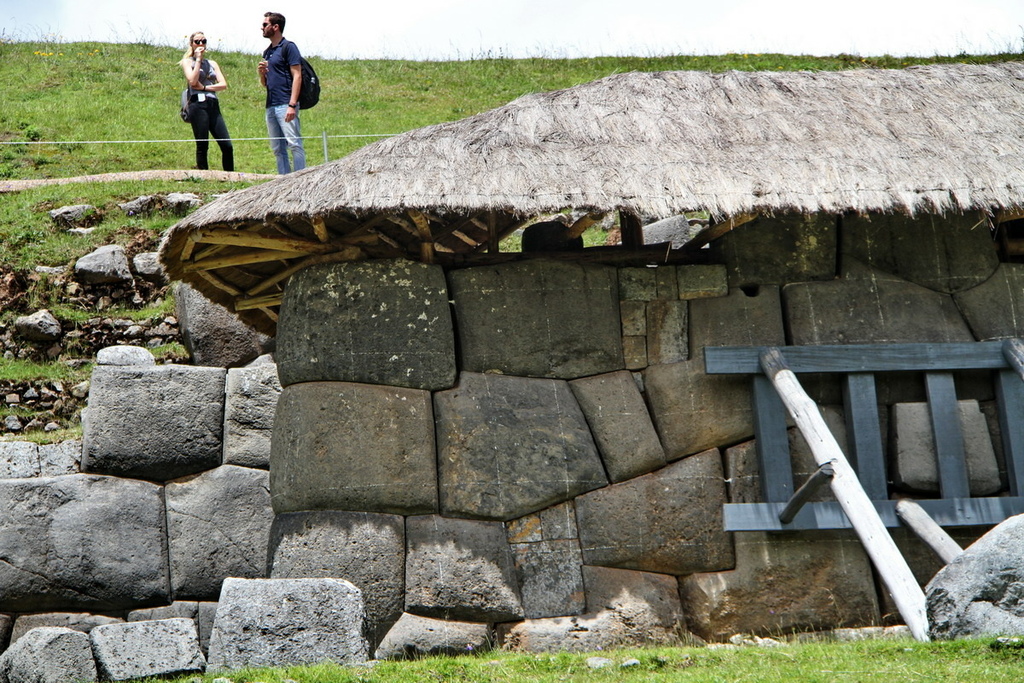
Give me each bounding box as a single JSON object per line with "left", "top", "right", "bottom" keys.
{"left": 3, "top": 0, "right": 1023, "bottom": 60}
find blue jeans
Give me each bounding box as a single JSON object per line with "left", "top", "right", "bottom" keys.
{"left": 266, "top": 104, "right": 306, "bottom": 174}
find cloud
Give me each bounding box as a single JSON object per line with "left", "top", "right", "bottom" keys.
{"left": 6, "top": 0, "right": 1024, "bottom": 59}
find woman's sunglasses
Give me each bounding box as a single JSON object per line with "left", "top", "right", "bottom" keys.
{"left": 194, "top": 39, "right": 207, "bottom": 45}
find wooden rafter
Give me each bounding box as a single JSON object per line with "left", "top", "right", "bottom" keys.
{"left": 184, "top": 249, "right": 309, "bottom": 272}
{"left": 310, "top": 216, "right": 330, "bottom": 243}
{"left": 450, "top": 230, "right": 477, "bottom": 246}
{"left": 568, "top": 212, "right": 606, "bottom": 239}
{"left": 408, "top": 209, "right": 436, "bottom": 264}
{"left": 190, "top": 228, "right": 337, "bottom": 255}
{"left": 996, "top": 208, "right": 1024, "bottom": 223}
{"left": 683, "top": 212, "right": 758, "bottom": 252}
{"left": 235, "top": 293, "right": 284, "bottom": 311}
{"left": 370, "top": 229, "right": 402, "bottom": 249}
{"left": 194, "top": 269, "right": 243, "bottom": 296}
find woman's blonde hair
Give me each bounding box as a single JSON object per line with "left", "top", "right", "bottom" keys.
{"left": 182, "top": 32, "right": 206, "bottom": 61}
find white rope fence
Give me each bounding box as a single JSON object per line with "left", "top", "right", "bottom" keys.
{"left": 0, "top": 134, "right": 395, "bottom": 145}
{"left": 0, "top": 132, "right": 398, "bottom": 163}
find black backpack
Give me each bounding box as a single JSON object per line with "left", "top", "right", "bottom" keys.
{"left": 298, "top": 57, "right": 320, "bottom": 110}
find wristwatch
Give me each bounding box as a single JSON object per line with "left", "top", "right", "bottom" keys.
{"left": 288, "top": 103, "right": 297, "bottom": 108}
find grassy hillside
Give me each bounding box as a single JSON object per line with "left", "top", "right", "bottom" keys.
{"left": 1, "top": 39, "right": 1021, "bottom": 179}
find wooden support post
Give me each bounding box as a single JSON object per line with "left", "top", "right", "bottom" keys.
{"left": 895, "top": 499, "right": 963, "bottom": 565}
{"left": 487, "top": 211, "right": 499, "bottom": 254}
{"left": 619, "top": 211, "right": 644, "bottom": 249}
{"left": 843, "top": 373, "right": 888, "bottom": 500}
{"left": 925, "top": 372, "right": 970, "bottom": 500}
{"left": 779, "top": 462, "right": 834, "bottom": 524}
{"left": 759, "top": 347, "right": 930, "bottom": 642}
{"left": 996, "top": 368, "right": 1024, "bottom": 496}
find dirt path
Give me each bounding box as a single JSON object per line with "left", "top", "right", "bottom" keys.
{"left": 0, "top": 169, "right": 277, "bottom": 192}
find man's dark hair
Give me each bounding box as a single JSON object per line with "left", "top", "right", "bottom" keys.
{"left": 264, "top": 12, "right": 286, "bottom": 32}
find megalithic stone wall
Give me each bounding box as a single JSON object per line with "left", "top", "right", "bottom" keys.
{"left": 0, "top": 211, "right": 1020, "bottom": 660}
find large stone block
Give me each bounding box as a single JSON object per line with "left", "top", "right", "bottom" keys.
{"left": 619, "top": 300, "right": 646, "bottom": 336}
{"left": 511, "top": 540, "right": 585, "bottom": 619}
{"left": 954, "top": 263, "right": 1024, "bottom": 340}
{"left": 927, "top": 514, "right": 1024, "bottom": 639}
{"left": 128, "top": 602, "right": 218, "bottom": 657}
{"left": 222, "top": 363, "right": 281, "bottom": 469}
{"left": 688, "top": 285, "right": 785, "bottom": 359}
{"left": 0, "top": 441, "right": 40, "bottom": 478}
{"left": 890, "top": 401, "right": 1001, "bottom": 495}
{"left": 498, "top": 567, "right": 688, "bottom": 655}
{"left": 448, "top": 260, "right": 623, "bottom": 379}
{"left": 569, "top": 371, "right": 666, "bottom": 483}
{"left": 435, "top": 372, "right": 607, "bottom": 520}
{"left": 10, "top": 613, "right": 122, "bottom": 645}
{"left": 276, "top": 260, "right": 456, "bottom": 390}
{"left": 90, "top": 619, "right": 206, "bottom": 682}
{"left": 842, "top": 211, "right": 999, "bottom": 294}
{"left": 175, "top": 283, "right": 264, "bottom": 368}
{"left": 618, "top": 267, "right": 658, "bottom": 301}
{"left": 0, "top": 474, "right": 169, "bottom": 612}
{"left": 374, "top": 613, "right": 492, "bottom": 660}
{"left": 0, "top": 627, "right": 97, "bottom": 683}
{"left": 271, "top": 381, "right": 436, "bottom": 515}
{"left": 575, "top": 451, "right": 734, "bottom": 575}
{"left": 38, "top": 440, "right": 81, "bottom": 477}
{"left": 646, "top": 300, "right": 688, "bottom": 364}
{"left": 505, "top": 501, "right": 578, "bottom": 543}
{"left": 784, "top": 260, "right": 975, "bottom": 345}
{"left": 405, "top": 515, "right": 524, "bottom": 622}
{"left": 678, "top": 531, "right": 880, "bottom": 642}
{"left": 207, "top": 577, "right": 368, "bottom": 670}
{"left": 644, "top": 360, "right": 753, "bottom": 460}
{"left": 581, "top": 565, "right": 684, "bottom": 632}
{"left": 81, "top": 364, "right": 226, "bottom": 481}
{"left": 709, "top": 214, "right": 837, "bottom": 288}
{"left": 165, "top": 465, "right": 274, "bottom": 600}
{"left": 677, "top": 264, "right": 729, "bottom": 300}
{"left": 268, "top": 510, "right": 405, "bottom": 648}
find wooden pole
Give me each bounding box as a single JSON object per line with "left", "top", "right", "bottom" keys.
{"left": 759, "top": 347, "right": 930, "bottom": 642}
{"left": 895, "top": 499, "right": 963, "bottom": 565}
{"left": 619, "top": 211, "right": 644, "bottom": 249}
{"left": 1002, "top": 339, "right": 1024, "bottom": 381}
{"left": 779, "top": 462, "right": 834, "bottom": 524}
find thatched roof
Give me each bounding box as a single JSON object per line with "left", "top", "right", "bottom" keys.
{"left": 160, "top": 62, "right": 1024, "bottom": 335}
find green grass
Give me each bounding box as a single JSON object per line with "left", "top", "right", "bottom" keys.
{"left": 0, "top": 179, "right": 256, "bottom": 274}
{"left": 0, "top": 39, "right": 1021, "bottom": 178}
{"left": 0, "top": 357, "right": 91, "bottom": 383}
{"left": 137, "top": 638, "right": 1024, "bottom": 682}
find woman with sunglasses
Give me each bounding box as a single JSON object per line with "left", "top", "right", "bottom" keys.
{"left": 180, "top": 32, "right": 234, "bottom": 171}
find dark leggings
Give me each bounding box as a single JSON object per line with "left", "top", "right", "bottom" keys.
{"left": 188, "top": 97, "right": 234, "bottom": 171}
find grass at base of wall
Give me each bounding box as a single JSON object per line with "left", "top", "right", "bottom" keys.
{"left": 142, "top": 638, "right": 1024, "bottom": 683}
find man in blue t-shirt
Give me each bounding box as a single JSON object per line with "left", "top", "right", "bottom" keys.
{"left": 258, "top": 11, "right": 306, "bottom": 174}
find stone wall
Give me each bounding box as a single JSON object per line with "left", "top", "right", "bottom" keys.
{"left": 0, "top": 210, "right": 1020, "bottom": 656}
{"left": 0, "top": 351, "right": 280, "bottom": 655}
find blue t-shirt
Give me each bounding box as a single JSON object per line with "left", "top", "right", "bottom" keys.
{"left": 262, "top": 39, "right": 302, "bottom": 108}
